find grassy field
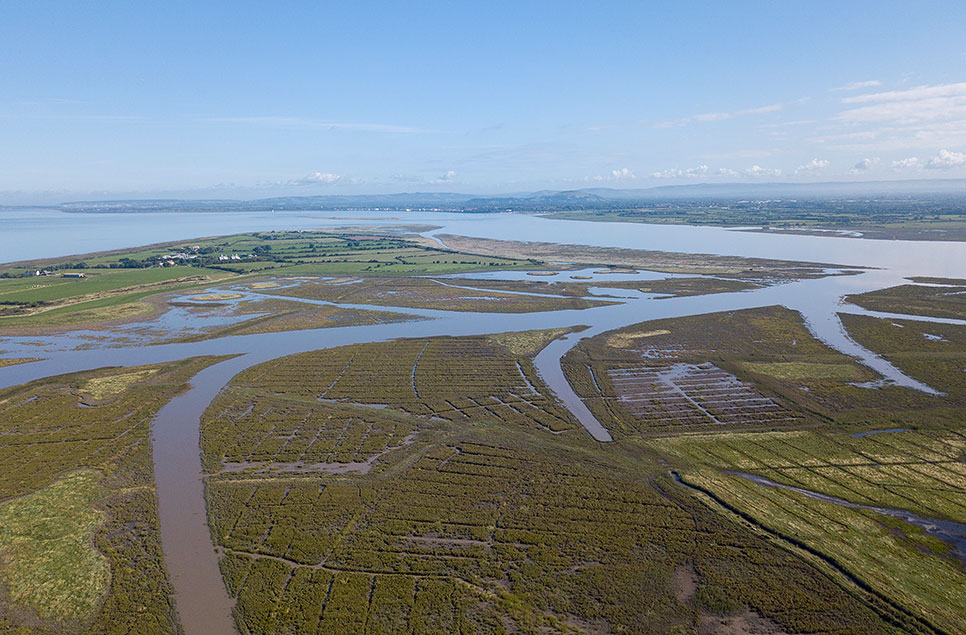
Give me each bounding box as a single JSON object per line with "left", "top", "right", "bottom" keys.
{"left": 0, "top": 356, "right": 226, "bottom": 633}
{"left": 199, "top": 331, "right": 899, "bottom": 634}
{"left": 0, "top": 230, "right": 534, "bottom": 331}
{"left": 846, "top": 283, "right": 966, "bottom": 320}
{"left": 0, "top": 266, "right": 230, "bottom": 329}
{"left": 548, "top": 208, "right": 966, "bottom": 241}
{"left": 0, "top": 267, "right": 216, "bottom": 304}
{"left": 649, "top": 428, "right": 966, "bottom": 634}
{"left": 2, "top": 231, "right": 530, "bottom": 279}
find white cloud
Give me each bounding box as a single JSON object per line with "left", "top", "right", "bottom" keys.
{"left": 794, "top": 158, "right": 829, "bottom": 175}
{"left": 890, "top": 157, "right": 921, "bottom": 169}
{"left": 832, "top": 80, "right": 881, "bottom": 92}
{"left": 925, "top": 148, "right": 966, "bottom": 169}
{"left": 849, "top": 158, "right": 880, "bottom": 173}
{"left": 588, "top": 167, "right": 639, "bottom": 181}
{"left": 429, "top": 170, "right": 457, "bottom": 184}
{"left": 743, "top": 165, "right": 783, "bottom": 178}
{"left": 289, "top": 172, "right": 342, "bottom": 185}
{"left": 651, "top": 165, "right": 707, "bottom": 179}
{"left": 650, "top": 165, "right": 768, "bottom": 179}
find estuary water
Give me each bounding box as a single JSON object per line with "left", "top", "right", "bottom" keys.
{"left": 3, "top": 207, "right": 966, "bottom": 278}
{"left": 2, "top": 210, "right": 966, "bottom": 634}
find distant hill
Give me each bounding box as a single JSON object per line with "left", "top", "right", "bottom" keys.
{"left": 584, "top": 179, "right": 966, "bottom": 200}
{"left": 58, "top": 179, "right": 966, "bottom": 213}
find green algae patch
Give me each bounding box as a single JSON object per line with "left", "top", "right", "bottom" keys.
{"left": 0, "top": 470, "right": 109, "bottom": 627}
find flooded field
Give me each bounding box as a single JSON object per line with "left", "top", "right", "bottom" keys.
{"left": 606, "top": 362, "right": 800, "bottom": 427}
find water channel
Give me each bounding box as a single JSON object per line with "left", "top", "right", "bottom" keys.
{"left": 726, "top": 471, "right": 966, "bottom": 568}
{"left": 2, "top": 211, "right": 966, "bottom": 633}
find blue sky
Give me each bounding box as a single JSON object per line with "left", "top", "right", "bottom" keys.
{"left": 3, "top": 1, "right": 966, "bottom": 202}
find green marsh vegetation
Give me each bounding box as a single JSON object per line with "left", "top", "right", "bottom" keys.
{"left": 839, "top": 313, "right": 966, "bottom": 405}
{"left": 168, "top": 297, "right": 416, "bottom": 344}
{"left": 562, "top": 303, "right": 966, "bottom": 633}
{"left": 423, "top": 275, "right": 762, "bottom": 300}
{"left": 650, "top": 429, "right": 966, "bottom": 634}
{"left": 548, "top": 203, "right": 966, "bottom": 242}
{"left": 0, "top": 356, "right": 226, "bottom": 633}
{"left": 846, "top": 283, "right": 966, "bottom": 320}
{"left": 560, "top": 305, "right": 952, "bottom": 437}
{"left": 254, "top": 276, "right": 613, "bottom": 313}
{"left": 0, "top": 470, "right": 108, "bottom": 630}
{"left": 0, "top": 357, "right": 39, "bottom": 368}
{"left": 201, "top": 330, "right": 898, "bottom": 634}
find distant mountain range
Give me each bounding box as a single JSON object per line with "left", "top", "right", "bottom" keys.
{"left": 57, "top": 179, "right": 966, "bottom": 213}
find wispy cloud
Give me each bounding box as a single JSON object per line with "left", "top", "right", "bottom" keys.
{"left": 658, "top": 102, "right": 784, "bottom": 128}
{"left": 207, "top": 116, "right": 435, "bottom": 134}
{"left": 658, "top": 98, "right": 809, "bottom": 128}
{"left": 836, "top": 82, "right": 966, "bottom": 124}
{"left": 761, "top": 120, "right": 817, "bottom": 129}
{"left": 831, "top": 80, "right": 881, "bottom": 92}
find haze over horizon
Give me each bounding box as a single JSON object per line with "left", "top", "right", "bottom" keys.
{"left": 4, "top": 1, "right": 966, "bottom": 205}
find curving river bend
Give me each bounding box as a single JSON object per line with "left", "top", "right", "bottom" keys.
{"left": 2, "top": 212, "right": 966, "bottom": 634}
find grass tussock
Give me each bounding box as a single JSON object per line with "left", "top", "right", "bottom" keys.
{"left": 489, "top": 327, "right": 575, "bottom": 357}
{"left": 0, "top": 470, "right": 108, "bottom": 627}
{"left": 82, "top": 368, "right": 159, "bottom": 400}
